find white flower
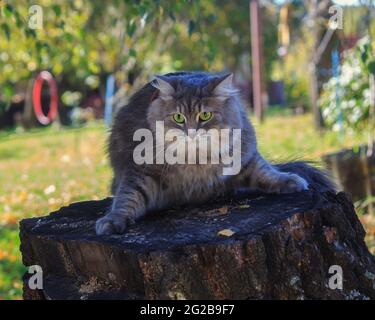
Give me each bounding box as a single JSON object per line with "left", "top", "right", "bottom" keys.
{"left": 44, "top": 185, "right": 56, "bottom": 195}
{"left": 351, "top": 82, "right": 360, "bottom": 91}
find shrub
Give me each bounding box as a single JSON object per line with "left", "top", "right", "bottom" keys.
{"left": 319, "top": 38, "right": 375, "bottom": 132}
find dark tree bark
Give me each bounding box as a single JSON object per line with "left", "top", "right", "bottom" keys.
{"left": 20, "top": 191, "right": 375, "bottom": 300}
{"left": 322, "top": 145, "right": 375, "bottom": 214}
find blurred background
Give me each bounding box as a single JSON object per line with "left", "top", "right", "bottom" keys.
{"left": 1, "top": 0, "right": 375, "bottom": 299}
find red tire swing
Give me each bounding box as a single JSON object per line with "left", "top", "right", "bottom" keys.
{"left": 32, "top": 71, "right": 58, "bottom": 125}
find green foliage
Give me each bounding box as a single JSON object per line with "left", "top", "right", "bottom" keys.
{"left": 319, "top": 38, "right": 374, "bottom": 132}
{"left": 283, "top": 72, "right": 310, "bottom": 109}
{"left": 0, "top": 0, "right": 280, "bottom": 106}
{"left": 270, "top": 1, "right": 313, "bottom": 110}
{"left": 0, "top": 227, "right": 26, "bottom": 299}
{"left": 271, "top": 3, "right": 375, "bottom": 112}
{"left": 0, "top": 1, "right": 207, "bottom": 100}
{"left": 272, "top": 40, "right": 311, "bottom": 109}
{"left": 358, "top": 40, "right": 375, "bottom": 76}
{"left": 342, "top": 5, "right": 375, "bottom": 38}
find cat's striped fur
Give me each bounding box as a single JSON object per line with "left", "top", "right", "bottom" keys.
{"left": 96, "top": 72, "right": 335, "bottom": 235}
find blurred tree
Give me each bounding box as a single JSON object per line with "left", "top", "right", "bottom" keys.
{"left": 0, "top": 0, "right": 280, "bottom": 112}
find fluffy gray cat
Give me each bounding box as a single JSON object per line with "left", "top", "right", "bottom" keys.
{"left": 96, "top": 72, "right": 334, "bottom": 235}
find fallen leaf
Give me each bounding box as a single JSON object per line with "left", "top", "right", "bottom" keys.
{"left": 236, "top": 204, "right": 250, "bottom": 209}
{"left": 217, "top": 228, "right": 235, "bottom": 237}
{"left": 0, "top": 212, "right": 18, "bottom": 226}
{"left": 204, "top": 206, "right": 229, "bottom": 216}
{"left": 218, "top": 206, "right": 229, "bottom": 214}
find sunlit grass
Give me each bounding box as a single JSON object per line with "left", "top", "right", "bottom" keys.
{"left": 0, "top": 121, "right": 112, "bottom": 299}
{"left": 254, "top": 113, "right": 366, "bottom": 162}
{"left": 0, "top": 113, "right": 373, "bottom": 299}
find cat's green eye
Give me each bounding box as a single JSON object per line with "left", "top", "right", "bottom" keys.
{"left": 199, "top": 111, "right": 213, "bottom": 122}
{"left": 172, "top": 113, "right": 185, "bottom": 124}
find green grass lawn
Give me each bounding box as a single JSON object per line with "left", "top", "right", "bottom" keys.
{"left": 0, "top": 113, "right": 374, "bottom": 300}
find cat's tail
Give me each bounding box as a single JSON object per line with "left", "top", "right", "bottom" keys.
{"left": 275, "top": 161, "right": 337, "bottom": 192}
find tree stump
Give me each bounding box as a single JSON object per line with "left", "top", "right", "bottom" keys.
{"left": 322, "top": 145, "right": 375, "bottom": 214}
{"left": 20, "top": 191, "right": 375, "bottom": 300}
{"left": 322, "top": 144, "right": 375, "bottom": 201}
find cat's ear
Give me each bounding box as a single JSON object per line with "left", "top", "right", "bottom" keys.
{"left": 151, "top": 76, "right": 175, "bottom": 101}
{"left": 212, "top": 73, "right": 238, "bottom": 98}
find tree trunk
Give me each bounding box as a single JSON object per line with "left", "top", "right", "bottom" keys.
{"left": 307, "top": 0, "right": 331, "bottom": 130}
{"left": 20, "top": 191, "right": 375, "bottom": 300}
{"left": 322, "top": 145, "right": 375, "bottom": 215}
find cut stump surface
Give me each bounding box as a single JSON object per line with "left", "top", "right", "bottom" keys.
{"left": 20, "top": 191, "right": 375, "bottom": 300}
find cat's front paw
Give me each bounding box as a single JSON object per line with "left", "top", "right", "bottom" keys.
{"left": 96, "top": 213, "right": 134, "bottom": 235}
{"left": 277, "top": 173, "right": 309, "bottom": 193}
